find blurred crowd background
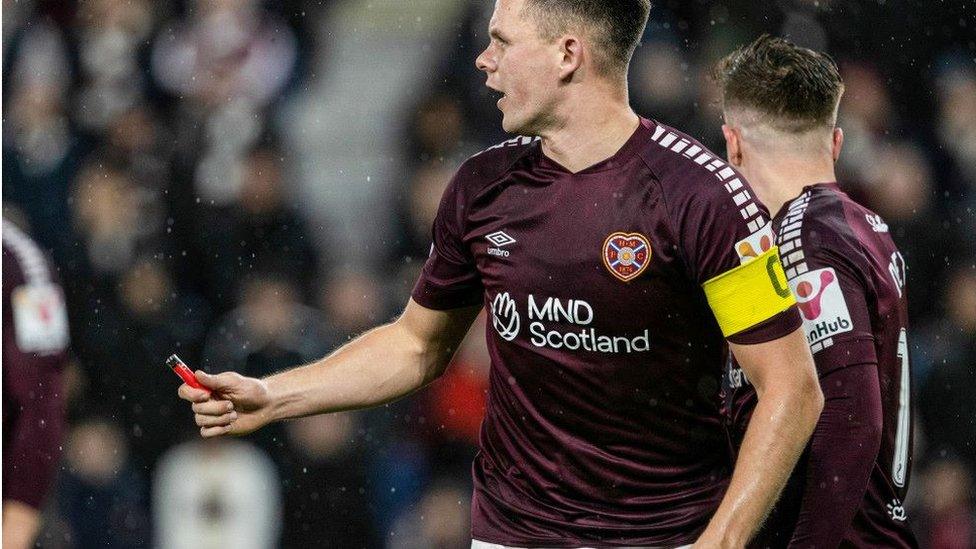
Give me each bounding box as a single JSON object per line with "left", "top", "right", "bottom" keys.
{"left": 2, "top": 0, "right": 974, "bottom": 547}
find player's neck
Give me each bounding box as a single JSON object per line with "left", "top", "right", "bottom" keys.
{"left": 745, "top": 156, "right": 837, "bottom": 217}
{"left": 538, "top": 92, "right": 639, "bottom": 174}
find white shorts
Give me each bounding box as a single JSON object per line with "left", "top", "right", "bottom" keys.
{"left": 472, "top": 540, "right": 693, "bottom": 549}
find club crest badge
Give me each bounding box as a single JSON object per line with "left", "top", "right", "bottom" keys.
{"left": 602, "top": 232, "right": 651, "bottom": 282}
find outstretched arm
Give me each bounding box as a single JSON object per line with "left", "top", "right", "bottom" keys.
{"left": 695, "top": 328, "right": 824, "bottom": 548}
{"left": 179, "top": 299, "right": 482, "bottom": 437}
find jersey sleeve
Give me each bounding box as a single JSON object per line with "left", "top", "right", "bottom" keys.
{"left": 411, "top": 169, "right": 484, "bottom": 310}
{"left": 782, "top": 214, "right": 878, "bottom": 373}
{"left": 789, "top": 362, "right": 883, "bottom": 547}
{"left": 667, "top": 163, "right": 799, "bottom": 344}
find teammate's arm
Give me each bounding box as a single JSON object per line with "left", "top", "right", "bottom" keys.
{"left": 789, "top": 362, "right": 882, "bottom": 547}
{"left": 786, "top": 235, "right": 885, "bottom": 546}
{"left": 695, "top": 329, "right": 824, "bottom": 548}
{"left": 179, "top": 299, "right": 482, "bottom": 437}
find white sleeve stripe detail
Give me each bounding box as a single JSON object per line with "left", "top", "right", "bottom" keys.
{"left": 474, "top": 135, "right": 540, "bottom": 156}
{"left": 774, "top": 190, "right": 814, "bottom": 272}
{"left": 659, "top": 133, "right": 678, "bottom": 147}
{"left": 670, "top": 139, "right": 691, "bottom": 153}
{"left": 781, "top": 221, "right": 803, "bottom": 233}
{"left": 788, "top": 199, "right": 811, "bottom": 212}
{"left": 2, "top": 220, "right": 53, "bottom": 285}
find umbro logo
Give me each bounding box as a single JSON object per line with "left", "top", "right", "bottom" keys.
{"left": 486, "top": 231, "right": 517, "bottom": 247}
{"left": 486, "top": 231, "right": 516, "bottom": 258}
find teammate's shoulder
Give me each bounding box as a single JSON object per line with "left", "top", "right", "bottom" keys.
{"left": 790, "top": 184, "right": 865, "bottom": 236}
{"left": 811, "top": 184, "right": 890, "bottom": 235}
{"left": 777, "top": 186, "right": 865, "bottom": 270}
{"left": 454, "top": 135, "right": 540, "bottom": 186}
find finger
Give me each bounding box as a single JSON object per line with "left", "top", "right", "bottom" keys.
{"left": 200, "top": 424, "right": 231, "bottom": 438}
{"left": 178, "top": 383, "right": 211, "bottom": 403}
{"left": 195, "top": 370, "right": 239, "bottom": 392}
{"left": 191, "top": 399, "right": 235, "bottom": 415}
{"left": 195, "top": 411, "right": 238, "bottom": 428}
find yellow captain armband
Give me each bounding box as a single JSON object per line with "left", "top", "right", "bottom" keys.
{"left": 702, "top": 246, "right": 796, "bottom": 337}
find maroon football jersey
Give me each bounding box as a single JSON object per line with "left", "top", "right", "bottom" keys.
{"left": 723, "top": 183, "right": 917, "bottom": 548}
{"left": 413, "top": 118, "right": 801, "bottom": 547}
{"left": 2, "top": 219, "right": 70, "bottom": 510}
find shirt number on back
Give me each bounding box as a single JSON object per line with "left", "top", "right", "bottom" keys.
{"left": 892, "top": 328, "right": 910, "bottom": 488}
{"left": 888, "top": 251, "right": 906, "bottom": 298}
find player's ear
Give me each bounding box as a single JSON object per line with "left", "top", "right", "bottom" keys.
{"left": 722, "top": 124, "right": 743, "bottom": 167}
{"left": 831, "top": 127, "right": 844, "bottom": 162}
{"left": 558, "top": 35, "right": 584, "bottom": 80}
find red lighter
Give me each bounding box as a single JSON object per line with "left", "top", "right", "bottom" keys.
{"left": 166, "top": 354, "right": 211, "bottom": 394}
